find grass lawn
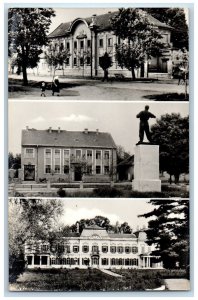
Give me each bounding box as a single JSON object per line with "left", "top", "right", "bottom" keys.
{"left": 9, "top": 268, "right": 166, "bottom": 292}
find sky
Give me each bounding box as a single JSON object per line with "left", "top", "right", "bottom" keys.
{"left": 9, "top": 101, "right": 189, "bottom": 155}
{"left": 58, "top": 198, "right": 154, "bottom": 230}
{"left": 48, "top": 7, "right": 189, "bottom": 34}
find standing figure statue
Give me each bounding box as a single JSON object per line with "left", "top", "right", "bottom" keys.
{"left": 136, "top": 105, "right": 156, "bottom": 144}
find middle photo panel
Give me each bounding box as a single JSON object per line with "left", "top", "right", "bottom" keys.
{"left": 8, "top": 101, "right": 189, "bottom": 198}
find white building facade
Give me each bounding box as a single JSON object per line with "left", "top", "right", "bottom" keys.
{"left": 25, "top": 225, "right": 163, "bottom": 269}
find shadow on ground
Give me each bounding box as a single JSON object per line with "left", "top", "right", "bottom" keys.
{"left": 143, "top": 93, "right": 189, "bottom": 101}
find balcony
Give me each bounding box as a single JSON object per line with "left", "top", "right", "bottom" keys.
{"left": 91, "top": 250, "right": 100, "bottom": 256}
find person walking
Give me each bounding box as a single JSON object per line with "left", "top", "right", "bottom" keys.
{"left": 40, "top": 81, "right": 46, "bottom": 97}
{"left": 51, "top": 76, "right": 60, "bottom": 96}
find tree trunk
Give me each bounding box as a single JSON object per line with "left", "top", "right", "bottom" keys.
{"left": 22, "top": 65, "right": 28, "bottom": 86}
{"left": 174, "top": 174, "right": 180, "bottom": 184}
{"left": 131, "top": 66, "right": 136, "bottom": 81}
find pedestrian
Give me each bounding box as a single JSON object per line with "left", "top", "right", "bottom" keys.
{"left": 136, "top": 105, "right": 156, "bottom": 144}
{"left": 102, "top": 69, "right": 109, "bottom": 82}
{"left": 40, "top": 81, "right": 46, "bottom": 97}
{"left": 51, "top": 76, "right": 60, "bottom": 96}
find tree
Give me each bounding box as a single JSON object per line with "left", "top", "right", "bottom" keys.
{"left": 45, "top": 48, "right": 70, "bottom": 77}
{"left": 143, "top": 8, "right": 189, "bottom": 49}
{"left": 151, "top": 113, "right": 189, "bottom": 183}
{"left": 139, "top": 199, "right": 189, "bottom": 270}
{"left": 9, "top": 198, "right": 63, "bottom": 278}
{"left": 99, "top": 52, "right": 112, "bottom": 80}
{"left": 8, "top": 8, "right": 55, "bottom": 85}
{"left": 8, "top": 152, "right": 21, "bottom": 169}
{"left": 111, "top": 8, "right": 164, "bottom": 80}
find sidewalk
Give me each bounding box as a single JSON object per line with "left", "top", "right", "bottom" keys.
{"left": 164, "top": 279, "right": 190, "bottom": 290}
{"left": 99, "top": 269, "right": 123, "bottom": 278}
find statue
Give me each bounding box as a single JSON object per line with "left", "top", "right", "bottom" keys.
{"left": 136, "top": 105, "right": 156, "bottom": 144}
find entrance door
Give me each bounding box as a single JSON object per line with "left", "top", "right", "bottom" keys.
{"left": 24, "top": 165, "right": 35, "bottom": 181}
{"left": 91, "top": 257, "right": 99, "bottom": 267}
{"left": 161, "top": 59, "right": 168, "bottom": 73}
{"left": 41, "top": 256, "right": 48, "bottom": 265}
{"left": 74, "top": 166, "right": 82, "bottom": 181}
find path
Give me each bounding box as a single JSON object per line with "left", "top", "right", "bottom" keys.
{"left": 164, "top": 279, "right": 190, "bottom": 290}
{"left": 99, "top": 269, "right": 123, "bottom": 278}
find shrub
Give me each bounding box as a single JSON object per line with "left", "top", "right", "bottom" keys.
{"left": 57, "top": 187, "right": 67, "bottom": 197}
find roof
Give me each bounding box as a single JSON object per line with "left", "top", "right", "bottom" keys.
{"left": 117, "top": 155, "right": 134, "bottom": 167}
{"left": 108, "top": 233, "right": 136, "bottom": 239}
{"left": 21, "top": 129, "right": 116, "bottom": 149}
{"left": 48, "top": 9, "right": 171, "bottom": 38}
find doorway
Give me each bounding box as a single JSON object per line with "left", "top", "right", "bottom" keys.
{"left": 24, "top": 165, "right": 35, "bottom": 181}
{"left": 74, "top": 166, "right": 82, "bottom": 181}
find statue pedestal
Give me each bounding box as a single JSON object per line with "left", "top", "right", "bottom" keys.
{"left": 132, "top": 144, "right": 161, "bottom": 192}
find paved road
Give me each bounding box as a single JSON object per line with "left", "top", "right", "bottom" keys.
{"left": 8, "top": 74, "right": 187, "bottom": 101}
{"left": 164, "top": 279, "right": 190, "bottom": 290}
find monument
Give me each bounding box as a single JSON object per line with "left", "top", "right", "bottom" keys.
{"left": 132, "top": 106, "right": 161, "bottom": 192}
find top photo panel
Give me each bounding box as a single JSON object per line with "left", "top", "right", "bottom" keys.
{"left": 8, "top": 7, "right": 189, "bottom": 101}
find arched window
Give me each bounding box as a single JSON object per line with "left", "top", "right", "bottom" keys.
{"left": 66, "top": 257, "right": 70, "bottom": 265}
{"left": 82, "top": 244, "right": 89, "bottom": 253}
{"left": 111, "top": 258, "right": 116, "bottom": 265}
{"left": 132, "top": 245, "right": 138, "bottom": 254}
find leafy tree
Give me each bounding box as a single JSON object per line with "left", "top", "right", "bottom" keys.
{"left": 45, "top": 49, "right": 70, "bottom": 77}
{"left": 111, "top": 8, "right": 164, "bottom": 80}
{"left": 143, "top": 8, "right": 189, "bottom": 49}
{"left": 119, "top": 222, "right": 132, "bottom": 234}
{"left": 8, "top": 8, "right": 55, "bottom": 85}
{"left": 139, "top": 199, "right": 189, "bottom": 270}
{"left": 8, "top": 152, "right": 21, "bottom": 169}
{"left": 151, "top": 113, "right": 189, "bottom": 183}
{"left": 9, "top": 198, "right": 63, "bottom": 279}
{"left": 116, "top": 145, "right": 131, "bottom": 164}
{"left": 99, "top": 52, "right": 112, "bottom": 80}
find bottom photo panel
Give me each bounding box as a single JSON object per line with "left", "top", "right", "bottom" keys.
{"left": 8, "top": 198, "right": 190, "bottom": 292}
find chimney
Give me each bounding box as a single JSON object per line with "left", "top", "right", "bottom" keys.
{"left": 76, "top": 222, "right": 79, "bottom": 233}
{"left": 58, "top": 127, "right": 61, "bottom": 133}
{"left": 84, "top": 128, "right": 88, "bottom": 134}
{"left": 96, "top": 129, "right": 99, "bottom": 134}
{"left": 26, "top": 126, "right": 29, "bottom": 131}
{"left": 91, "top": 14, "right": 97, "bottom": 25}
{"left": 49, "top": 127, "right": 52, "bottom": 133}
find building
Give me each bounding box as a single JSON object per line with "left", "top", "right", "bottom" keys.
{"left": 19, "top": 127, "right": 117, "bottom": 183}
{"left": 37, "top": 9, "right": 172, "bottom": 78}
{"left": 25, "top": 225, "right": 163, "bottom": 269}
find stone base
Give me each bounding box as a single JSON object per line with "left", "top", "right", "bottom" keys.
{"left": 132, "top": 179, "right": 161, "bottom": 192}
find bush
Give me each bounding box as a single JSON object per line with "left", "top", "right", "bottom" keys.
{"left": 93, "top": 187, "right": 123, "bottom": 197}
{"left": 57, "top": 187, "right": 67, "bottom": 197}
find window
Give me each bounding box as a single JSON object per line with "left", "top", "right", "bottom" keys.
{"left": 25, "top": 148, "right": 34, "bottom": 158}
{"left": 96, "top": 165, "right": 101, "bottom": 174}
{"left": 73, "top": 245, "right": 79, "bottom": 253}
{"left": 117, "top": 246, "right": 123, "bottom": 253}
{"left": 102, "top": 258, "right": 109, "bottom": 265}
{"left": 66, "top": 257, "right": 70, "bottom": 265}
{"left": 65, "top": 245, "right": 70, "bottom": 253}
{"left": 74, "top": 41, "right": 77, "bottom": 49}
{"left": 110, "top": 246, "right": 116, "bottom": 253}
{"left": 64, "top": 165, "right": 69, "bottom": 174}
{"left": 41, "top": 245, "right": 49, "bottom": 252}
{"left": 54, "top": 149, "right": 61, "bottom": 174}
{"left": 132, "top": 258, "right": 138, "bottom": 266}
{"left": 87, "top": 56, "right": 91, "bottom": 65}
{"left": 96, "top": 150, "right": 101, "bottom": 160}
{"left": 102, "top": 245, "right": 108, "bottom": 253}
{"left": 66, "top": 57, "right": 70, "bottom": 65}
{"left": 61, "top": 258, "right": 66, "bottom": 265}
{"left": 60, "top": 43, "right": 64, "bottom": 51}
{"left": 108, "top": 38, "right": 113, "bottom": 47}
{"left": 87, "top": 150, "right": 92, "bottom": 159}
{"left": 125, "top": 246, "right": 131, "bottom": 254}
{"left": 57, "top": 244, "right": 64, "bottom": 253}
{"left": 80, "top": 57, "right": 84, "bottom": 66}
{"left": 87, "top": 165, "right": 92, "bottom": 175}
{"left": 132, "top": 246, "right": 138, "bottom": 254}
{"left": 82, "top": 245, "right": 89, "bottom": 253}
{"left": 45, "top": 149, "right": 52, "bottom": 173}
{"left": 104, "top": 150, "right": 110, "bottom": 159}
{"left": 80, "top": 40, "right": 84, "bottom": 49}
{"left": 74, "top": 57, "right": 77, "bottom": 66}
{"left": 82, "top": 258, "right": 90, "bottom": 266}
{"left": 92, "top": 245, "right": 99, "bottom": 253}
{"left": 104, "top": 166, "right": 109, "bottom": 175}
{"left": 76, "top": 150, "right": 82, "bottom": 159}
{"left": 111, "top": 258, "right": 116, "bottom": 265}
{"left": 66, "top": 42, "right": 70, "bottom": 50}
{"left": 87, "top": 39, "right": 91, "bottom": 48}
{"left": 51, "top": 257, "right": 56, "bottom": 265}
{"left": 99, "top": 38, "right": 103, "bottom": 47}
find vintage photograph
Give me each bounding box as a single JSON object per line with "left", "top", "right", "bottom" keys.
{"left": 8, "top": 101, "right": 189, "bottom": 198}
{"left": 8, "top": 7, "right": 189, "bottom": 100}
{"left": 9, "top": 198, "right": 190, "bottom": 292}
